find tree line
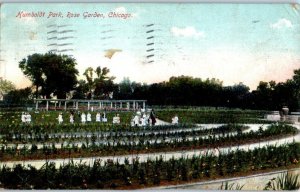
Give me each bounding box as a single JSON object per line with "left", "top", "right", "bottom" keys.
{"left": 1, "top": 53, "right": 299, "bottom": 111}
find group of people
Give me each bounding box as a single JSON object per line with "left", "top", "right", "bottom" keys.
{"left": 58, "top": 111, "right": 108, "bottom": 124}
{"left": 21, "top": 109, "right": 178, "bottom": 126}
{"left": 131, "top": 109, "right": 156, "bottom": 127}
{"left": 21, "top": 112, "right": 32, "bottom": 123}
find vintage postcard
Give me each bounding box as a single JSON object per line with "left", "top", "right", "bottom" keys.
{"left": 0, "top": 3, "right": 299, "bottom": 190}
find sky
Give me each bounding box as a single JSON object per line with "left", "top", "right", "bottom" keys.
{"left": 0, "top": 3, "right": 300, "bottom": 90}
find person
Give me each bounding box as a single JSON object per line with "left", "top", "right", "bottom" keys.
{"left": 113, "top": 114, "right": 120, "bottom": 124}
{"left": 21, "top": 112, "right": 26, "bottom": 123}
{"left": 81, "top": 112, "right": 86, "bottom": 124}
{"left": 141, "top": 113, "right": 147, "bottom": 126}
{"left": 136, "top": 108, "right": 141, "bottom": 116}
{"left": 172, "top": 114, "right": 179, "bottom": 125}
{"left": 70, "top": 114, "right": 74, "bottom": 124}
{"left": 150, "top": 109, "right": 156, "bottom": 126}
{"left": 133, "top": 114, "right": 139, "bottom": 126}
{"left": 26, "top": 113, "right": 32, "bottom": 124}
{"left": 58, "top": 113, "right": 63, "bottom": 124}
{"left": 102, "top": 112, "right": 107, "bottom": 122}
{"left": 96, "top": 112, "right": 101, "bottom": 122}
{"left": 87, "top": 112, "right": 92, "bottom": 123}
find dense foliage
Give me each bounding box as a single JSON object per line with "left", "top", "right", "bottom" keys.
{"left": 19, "top": 53, "right": 79, "bottom": 99}
{"left": 112, "top": 70, "right": 300, "bottom": 111}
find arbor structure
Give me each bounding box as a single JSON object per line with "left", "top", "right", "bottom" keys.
{"left": 19, "top": 53, "right": 78, "bottom": 99}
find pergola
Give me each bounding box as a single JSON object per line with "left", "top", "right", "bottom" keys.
{"left": 34, "top": 99, "right": 147, "bottom": 111}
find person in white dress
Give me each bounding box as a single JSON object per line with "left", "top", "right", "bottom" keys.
{"left": 81, "top": 112, "right": 86, "bottom": 124}
{"left": 21, "top": 112, "right": 26, "bottom": 123}
{"left": 102, "top": 112, "right": 107, "bottom": 122}
{"left": 172, "top": 115, "right": 179, "bottom": 125}
{"left": 70, "top": 114, "right": 74, "bottom": 124}
{"left": 87, "top": 112, "right": 92, "bottom": 123}
{"left": 58, "top": 113, "right": 63, "bottom": 124}
{"left": 113, "top": 114, "right": 120, "bottom": 124}
{"left": 96, "top": 112, "right": 101, "bottom": 122}
{"left": 141, "top": 113, "right": 147, "bottom": 126}
{"left": 133, "top": 114, "right": 139, "bottom": 126}
{"left": 26, "top": 113, "right": 31, "bottom": 124}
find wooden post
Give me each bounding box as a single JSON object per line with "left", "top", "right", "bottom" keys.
{"left": 35, "top": 101, "right": 38, "bottom": 110}
{"left": 59, "top": 101, "right": 61, "bottom": 108}
{"left": 64, "top": 101, "right": 67, "bottom": 111}
{"left": 110, "top": 102, "right": 113, "bottom": 109}
{"left": 143, "top": 101, "right": 145, "bottom": 110}
{"left": 76, "top": 101, "right": 78, "bottom": 110}
{"left": 88, "top": 101, "right": 90, "bottom": 111}
{"left": 133, "top": 101, "right": 135, "bottom": 110}
{"left": 127, "top": 102, "right": 129, "bottom": 110}
{"left": 54, "top": 101, "right": 57, "bottom": 111}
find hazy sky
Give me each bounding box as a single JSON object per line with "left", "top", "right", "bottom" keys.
{"left": 1, "top": 3, "right": 300, "bottom": 90}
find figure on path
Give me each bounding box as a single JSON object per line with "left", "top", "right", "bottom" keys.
{"left": 133, "top": 114, "right": 139, "bottom": 126}
{"left": 102, "top": 112, "right": 107, "bottom": 122}
{"left": 26, "top": 113, "right": 31, "bottom": 124}
{"left": 113, "top": 114, "right": 120, "bottom": 124}
{"left": 21, "top": 112, "right": 26, "bottom": 123}
{"left": 150, "top": 109, "right": 156, "bottom": 126}
{"left": 81, "top": 112, "right": 86, "bottom": 124}
{"left": 70, "top": 114, "right": 74, "bottom": 124}
{"left": 172, "top": 114, "right": 179, "bottom": 125}
{"left": 87, "top": 112, "right": 92, "bottom": 123}
{"left": 96, "top": 112, "right": 101, "bottom": 122}
{"left": 58, "top": 113, "right": 63, "bottom": 124}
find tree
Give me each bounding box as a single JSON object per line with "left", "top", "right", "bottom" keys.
{"left": 292, "top": 69, "right": 300, "bottom": 108}
{"left": 115, "top": 77, "right": 137, "bottom": 99}
{"left": 19, "top": 53, "right": 79, "bottom": 99}
{"left": 72, "top": 80, "right": 89, "bottom": 99}
{"left": 4, "top": 87, "right": 33, "bottom": 106}
{"left": 83, "top": 66, "right": 115, "bottom": 99}
{"left": 0, "top": 79, "right": 16, "bottom": 100}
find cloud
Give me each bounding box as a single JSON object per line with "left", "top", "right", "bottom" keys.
{"left": 270, "top": 18, "right": 293, "bottom": 29}
{"left": 171, "top": 26, "right": 205, "bottom": 38}
{"left": 113, "top": 6, "right": 138, "bottom": 18}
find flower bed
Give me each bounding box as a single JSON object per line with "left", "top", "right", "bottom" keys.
{"left": 0, "top": 123, "right": 297, "bottom": 161}
{"left": 0, "top": 143, "right": 299, "bottom": 189}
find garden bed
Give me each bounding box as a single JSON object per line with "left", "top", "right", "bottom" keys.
{"left": 0, "top": 143, "right": 299, "bottom": 189}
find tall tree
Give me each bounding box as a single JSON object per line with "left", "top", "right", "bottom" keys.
{"left": 292, "top": 69, "right": 300, "bottom": 108}
{"left": 19, "top": 53, "right": 79, "bottom": 99}
{"left": 19, "top": 54, "right": 45, "bottom": 98}
{"left": 83, "top": 66, "right": 115, "bottom": 99}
